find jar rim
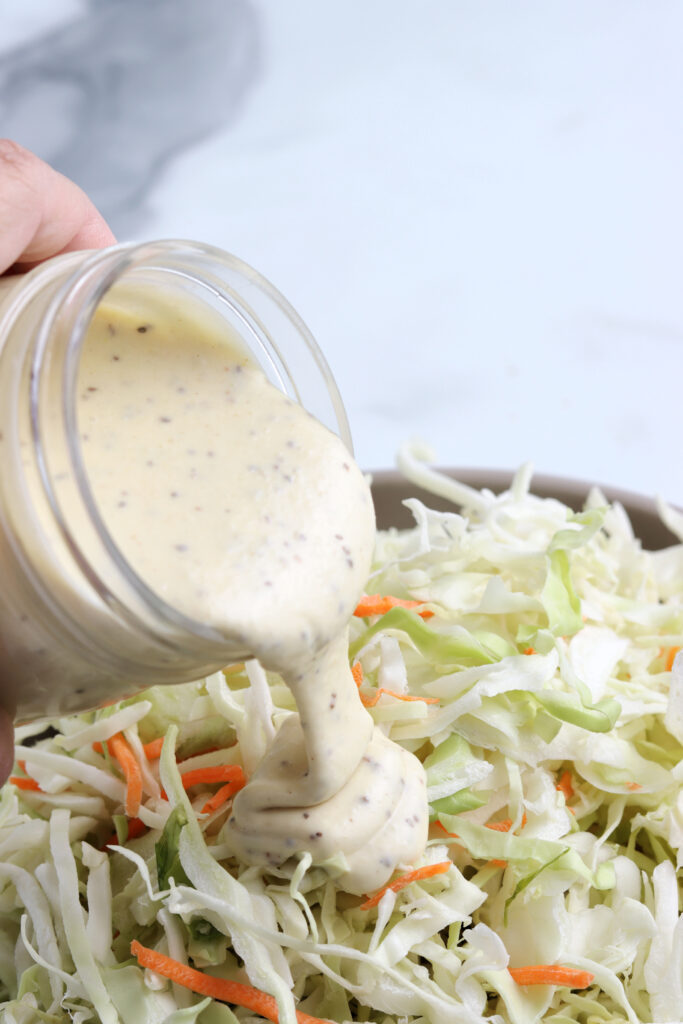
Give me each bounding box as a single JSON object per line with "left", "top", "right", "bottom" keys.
{"left": 30, "top": 239, "right": 353, "bottom": 649}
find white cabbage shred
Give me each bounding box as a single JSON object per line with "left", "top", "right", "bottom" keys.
{"left": 0, "top": 464, "right": 681, "bottom": 1023}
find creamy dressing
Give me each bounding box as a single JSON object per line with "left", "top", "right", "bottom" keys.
{"left": 77, "top": 291, "right": 427, "bottom": 894}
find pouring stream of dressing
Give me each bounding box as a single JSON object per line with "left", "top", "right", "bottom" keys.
{"left": 77, "top": 286, "right": 427, "bottom": 894}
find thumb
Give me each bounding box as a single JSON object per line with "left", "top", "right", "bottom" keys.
{"left": 0, "top": 139, "right": 116, "bottom": 274}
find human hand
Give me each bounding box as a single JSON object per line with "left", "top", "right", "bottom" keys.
{"left": 0, "top": 139, "right": 115, "bottom": 274}
{"left": 0, "top": 140, "right": 115, "bottom": 783}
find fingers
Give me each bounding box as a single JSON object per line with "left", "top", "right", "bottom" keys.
{"left": 0, "top": 143, "right": 115, "bottom": 755}
{"left": 0, "top": 139, "right": 116, "bottom": 274}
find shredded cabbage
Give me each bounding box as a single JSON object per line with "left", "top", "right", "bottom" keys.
{"left": 1, "top": 463, "right": 682, "bottom": 1023}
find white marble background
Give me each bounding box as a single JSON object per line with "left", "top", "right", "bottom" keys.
{"left": 1, "top": 0, "right": 682, "bottom": 503}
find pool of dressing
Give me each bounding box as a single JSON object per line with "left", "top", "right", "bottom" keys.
{"left": 77, "top": 290, "right": 427, "bottom": 894}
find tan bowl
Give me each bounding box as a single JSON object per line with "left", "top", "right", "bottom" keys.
{"left": 370, "top": 468, "right": 678, "bottom": 550}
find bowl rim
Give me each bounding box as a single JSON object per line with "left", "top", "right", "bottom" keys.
{"left": 368, "top": 466, "right": 679, "bottom": 550}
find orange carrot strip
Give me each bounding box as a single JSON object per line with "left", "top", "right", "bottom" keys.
{"left": 488, "top": 859, "right": 508, "bottom": 869}
{"left": 10, "top": 760, "right": 42, "bottom": 792}
{"left": 436, "top": 814, "right": 526, "bottom": 841}
{"left": 142, "top": 738, "right": 164, "bottom": 760}
{"left": 626, "top": 782, "right": 642, "bottom": 791}
{"left": 523, "top": 646, "right": 536, "bottom": 655}
{"left": 491, "top": 812, "right": 526, "bottom": 830}
{"left": 508, "top": 965, "right": 594, "bottom": 989}
{"left": 354, "top": 594, "right": 434, "bottom": 619}
{"left": 180, "top": 765, "right": 244, "bottom": 790}
{"left": 9, "top": 776, "right": 42, "bottom": 791}
{"left": 360, "top": 861, "right": 451, "bottom": 910}
{"left": 201, "top": 772, "right": 247, "bottom": 815}
{"left": 665, "top": 646, "right": 681, "bottom": 672}
{"left": 556, "top": 770, "right": 574, "bottom": 801}
{"left": 485, "top": 818, "right": 514, "bottom": 833}
{"left": 351, "top": 662, "right": 363, "bottom": 687}
{"left": 108, "top": 733, "right": 143, "bottom": 818}
{"left": 359, "top": 687, "right": 439, "bottom": 708}
{"left": 131, "top": 940, "right": 330, "bottom": 1024}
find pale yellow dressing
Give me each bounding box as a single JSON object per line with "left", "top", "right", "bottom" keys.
{"left": 77, "top": 290, "right": 427, "bottom": 893}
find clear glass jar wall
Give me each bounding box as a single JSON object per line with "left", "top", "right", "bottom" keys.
{"left": 0, "top": 241, "right": 350, "bottom": 722}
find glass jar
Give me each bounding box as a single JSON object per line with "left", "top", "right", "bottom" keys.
{"left": 0, "top": 240, "right": 351, "bottom": 722}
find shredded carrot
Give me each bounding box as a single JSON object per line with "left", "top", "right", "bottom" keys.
{"left": 108, "top": 733, "right": 143, "bottom": 818}
{"left": 9, "top": 776, "right": 42, "bottom": 792}
{"left": 360, "top": 861, "right": 451, "bottom": 910}
{"left": 488, "top": 859, "right": 508, "bottom": 869}
{"left": 10, "top": 761, "right": 41, "bottom": 792}
{"left": 436, "top": 814, "right": 526, "bottom": 841}
{"left": 359, "top": 687, "right": 439, "bottom": 708}
{"left": 485, "top": 818, "right": 514, "bottom": 833}
{"left": 626, "top": 782, "right": 642, "bottom": 791}
{"left": 103, "top": 816, "right": 147, "bottom": 849}
{"left": 351, "top": 662, "right": 438, "bottom": 707}
{"left": 556, "top": 770, "right": 574, "bottom": 801}
{"left": 486, "top": 813, "right": 527, "bottom": 832}
{"left": 131, "top": 940, "right": 330, "bottom": 1023}
{"left": 142, "top": 737, "right": 164, "bottom": 760}
{"left": 523, "top": 646, "right": 536, "bottom": 655}
{"left": 180, "top": 765, "right": 245, "bottom": 790}
{"left": 508, "top": 965, "right": 594, "bottom": 988}
{"left": 354, "top": 594, "right": 434, "bottom": 619}
{"left": 665, "top": 646, "right": 681, "bottom": 672}
{"left": 201, "top": 771, "right": 247, "bottom": 815}
{"left": 96, "top": 738, "right": 219, "bottom": 762}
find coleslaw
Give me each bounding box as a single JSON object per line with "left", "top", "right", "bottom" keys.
{"left": 1, "top": 458, "right": 682, "bottom": 1024}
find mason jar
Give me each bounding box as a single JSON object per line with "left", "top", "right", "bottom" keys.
{"left": 0, "top": 240, "right": 351, "bottom": 722}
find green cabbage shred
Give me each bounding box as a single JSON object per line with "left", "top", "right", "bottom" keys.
{"left": 1, "top": 462, "right": 682, "bottom": 1024}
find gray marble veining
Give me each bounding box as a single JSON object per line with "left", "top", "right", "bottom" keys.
{"left": 1, "top": 1, "right": 681, "bottom": 501}
{"left": 0, "top": 0, "right": 260, "bottom": 236}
